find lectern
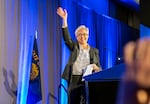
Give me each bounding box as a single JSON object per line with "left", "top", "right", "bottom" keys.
{"left": 84, "top": 63, "right": 126, "bottom": 104}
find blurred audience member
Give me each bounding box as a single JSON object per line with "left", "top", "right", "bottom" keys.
{"left": 117, "top": 37, "right": 150, "bottom": 104}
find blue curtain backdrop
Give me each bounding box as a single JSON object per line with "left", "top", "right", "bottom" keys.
{"left": 37, "top": 0, "right": 61, "bottom": 104}
{"left": 17, "top": 0, "right": 61, "bottom": 104}
{"left": 13, "top": 0, "right": 139, "bottom": 104}
{"left": 17, "top": 0, "right": 38, "bottom": 104}
{"left": 75, "top": 2, "right": 96, "bottom": 47}
{"left": 94, "top": 14, "right": 139, "bottom": 69}
{"left": 95, "top": 14, "right": 121, "bottom": 69}
{"left": 140, "top": 24, "right": 150, "bottom": 38}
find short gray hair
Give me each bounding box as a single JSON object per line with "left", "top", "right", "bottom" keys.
{"left": 75, "top": 25, "right": 89, "bottom": 36}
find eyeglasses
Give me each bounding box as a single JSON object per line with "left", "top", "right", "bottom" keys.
{"left": 77, "top": 33, "right": 88, "bottom": 37}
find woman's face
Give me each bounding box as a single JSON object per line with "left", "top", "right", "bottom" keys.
{"left": 76, "top": 28, "right": 89, "bottom": 44}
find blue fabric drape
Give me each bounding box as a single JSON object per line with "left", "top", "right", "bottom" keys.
{"left": 1, "top": 0, "right": 139, "bottom": 104}
{"left": 140, "top": 24, "right": 150, "bottom": 38}
{"left": 17, "top": 1, "right": 38, "bottom": 104}
{"left": 95, "top": 14, "right": 139, "bottom": 69}
{"left": 95, "top": 14, "right": 121, "bottom": 69}
{"left": 37, "top": 0, "right": 61, "bottom": 103}
{"left": 75, "top": 2, "right": 96, "bottom": 47}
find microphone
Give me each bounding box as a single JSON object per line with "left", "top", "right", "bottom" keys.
{"left": 116, "top": 56, "right": 124, "bottom": 64}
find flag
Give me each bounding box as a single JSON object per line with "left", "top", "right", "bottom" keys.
{"left": 27, "top": 38, "right": 42, "bottom": 104}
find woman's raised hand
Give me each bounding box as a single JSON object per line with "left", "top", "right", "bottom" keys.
{"left": 57, "top": 7, "right": 68, "bottom": 20}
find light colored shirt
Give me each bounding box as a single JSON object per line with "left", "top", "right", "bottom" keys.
{"left": 72, "top": 44, "right": 90, "bottom": 75}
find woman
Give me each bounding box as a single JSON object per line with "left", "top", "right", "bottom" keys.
{"left": 57, "top": 7, "right": 102, "bottom": 104}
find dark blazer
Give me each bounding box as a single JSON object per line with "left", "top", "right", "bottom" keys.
{"left": 62, "top": 27, "right": 101, "bottom": 84}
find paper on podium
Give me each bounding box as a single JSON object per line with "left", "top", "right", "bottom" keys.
{"left": 82, "top": 64, "right": 93, "bottom": 81}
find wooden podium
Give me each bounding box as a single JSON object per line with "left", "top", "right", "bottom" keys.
{"left": 84, "top": 63, "right": 126, "bottom": 104}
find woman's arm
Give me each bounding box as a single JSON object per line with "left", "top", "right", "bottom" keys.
{"left": 57, "top": 7, "right": 74, "bottom": 49}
